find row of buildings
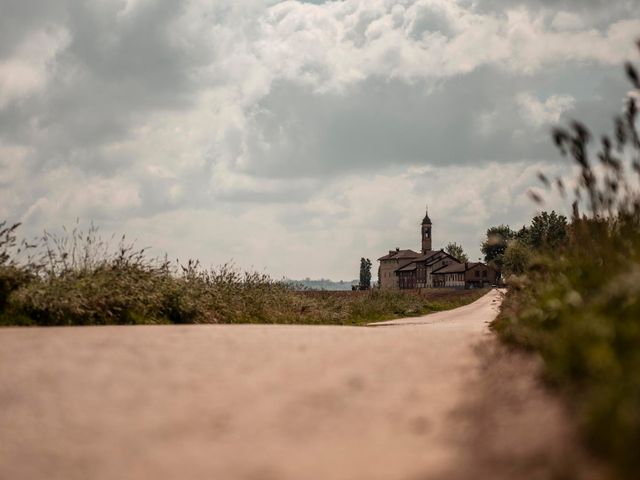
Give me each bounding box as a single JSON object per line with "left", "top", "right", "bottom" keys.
{"left": 378, "top": 206, "right": 498, "bottom": 290}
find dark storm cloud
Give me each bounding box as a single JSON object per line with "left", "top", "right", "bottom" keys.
{"left": 0, "top": 1, "right": 62, "bottom": 57}
{"left": 1, "top": 0, "right": 636, "bottom": 191}
{"left": 235, "top": 63, "right": 629, "bottom": 178}
{"left": 0, "top": 0, "right": 209, "bottom": 172}
{"left": 0, "top": 0, "right": 239, "bottom": 233}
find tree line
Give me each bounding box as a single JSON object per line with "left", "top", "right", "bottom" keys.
{"left": 480, "top": 210, "right": 568, "bottom": 276}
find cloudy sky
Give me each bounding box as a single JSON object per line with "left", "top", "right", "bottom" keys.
{"left": 1, "top": 0, "right": 639, "bottom": 280}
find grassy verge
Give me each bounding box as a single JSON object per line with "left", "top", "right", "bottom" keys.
{"left": 492, "top": 233, "right": 640, "bottom": 479}
{"left": 0, "top": 222, "right": 486, "bottom": 327}
{"left": 491, "top": 46, "right": 640, "bottom": 479}
{"left": 292, "top": 288, "right": 488, "bottom": 325}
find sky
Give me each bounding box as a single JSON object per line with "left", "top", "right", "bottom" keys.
{"left": 1, "top": 0, "right": 639, "bottom": 280}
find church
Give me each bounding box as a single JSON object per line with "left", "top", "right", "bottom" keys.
{"left": 377, "top": 206, "right": 497, "bottom": 290}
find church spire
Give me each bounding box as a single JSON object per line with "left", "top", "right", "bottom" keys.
{"left": 421, "top": 203, "right": 432, "bottom": 253}
{"left": 422, "top": 203, "right": 432, "bottom": 225}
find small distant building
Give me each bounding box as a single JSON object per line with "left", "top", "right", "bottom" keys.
{"left": 377, "top": 205, "right": 496, "bottom": 290}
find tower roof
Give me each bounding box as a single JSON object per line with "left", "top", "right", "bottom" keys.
{"left": 421, "top": 204, "right": 432, "bottom": 225}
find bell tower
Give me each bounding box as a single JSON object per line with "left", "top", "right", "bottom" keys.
{"left": 421, "top": 204, "right": 432, "bottom": 253}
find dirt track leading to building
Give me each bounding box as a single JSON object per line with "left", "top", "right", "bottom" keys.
{"left": 0, "top": 290, "right": 594, "bottom": 480}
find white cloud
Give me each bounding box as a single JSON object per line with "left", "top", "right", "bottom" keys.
{"left": 20, "top": 167, "right": 142, "bottom": 227}
{"left": 551, "top": 11, "right": 584, "bottom": 31}
{"left": 0, "top": 26, "right": 69, "bottom": 108}
{"left": 517, "top": 92, "right": 576, "bottom": 126}
{"left": 99, "top": 161, "right": 568, "bottom": 280}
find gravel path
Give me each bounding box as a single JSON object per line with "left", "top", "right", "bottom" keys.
{"left": 0, "top": 290, "right": 587, "bottom": 480}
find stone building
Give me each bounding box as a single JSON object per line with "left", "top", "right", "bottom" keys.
{"left": 377, "top": 206, "right": 459, "bottom": 289}
{"left": 377, "top": 206, "right": 496, "bottom": 290}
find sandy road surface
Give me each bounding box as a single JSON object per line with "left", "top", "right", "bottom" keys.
{"left": 0, "top": 290, "right": 586, "bottom": 480}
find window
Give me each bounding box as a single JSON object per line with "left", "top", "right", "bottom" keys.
{"left": 482, "top": 270, "right": 487, "bottom": 278}
{"left": 475, "top": 270, "right": 480, "bottom": 278}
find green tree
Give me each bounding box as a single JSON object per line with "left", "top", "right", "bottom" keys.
{"left": 526, "top": 211, "right": 568, "bottom": 250}
{"left": 445, "top": 242, "right": 468, "bottom": 263}
{"left": 481, "top": 225, "right": 514, "bottom": 269}
{"left": 502, "top": 240, "right": 532, "bottom": 275}
{"left": 514, "top": 225, "right": 529, "bottom": 241}
{"left": 359, "top": 258, "right": 372, "bottom": 289}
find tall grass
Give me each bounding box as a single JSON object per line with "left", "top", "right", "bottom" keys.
{"left": 0, "top": 222, "right": 484, "bottom": 327}
{"left": 492, "top": 42, "right": 640, "bottom": 479}
{"left": 0, "top": 222, "right": 296, "bottom": 325}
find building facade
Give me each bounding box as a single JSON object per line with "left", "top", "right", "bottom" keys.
{"left": 378, "top": 248, "right": 421, "bottom": 290}
{"left": 431, "top": 262, "right": 498, "bottom": 289}
{"left": 396, "top": 250, "right": 459, "bottom": 288}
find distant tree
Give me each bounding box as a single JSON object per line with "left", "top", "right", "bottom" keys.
{"left": 526, "top": 211, "right": 568, "bottom": 250}
{"left": 514, "top": 225, "right": 529, "bottom": 241}
{"left": 481, "top": 225, "right": 515, "bottom": 269}
{"left": 489, "top": 212, "right": 567, "bottom": 275}
{"left": 359, "top": 258, "right": 372, "bottom": 289}
{"left": 445, "top": 242, "right": 468, "bottom": 263}
{"left": 502, "top": 240, "right": 532, "bottom": 275}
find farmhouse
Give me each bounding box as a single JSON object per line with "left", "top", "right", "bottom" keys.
{"left": 377, "top": 206, "right": 495, "bottom": 290}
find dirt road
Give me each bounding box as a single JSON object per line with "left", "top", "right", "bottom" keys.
{"left": 0, "top": 290, "right": 589, "bottom": 480}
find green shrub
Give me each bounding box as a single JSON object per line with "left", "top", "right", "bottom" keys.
{"left": 493, "top": 44, "right": 640, "bottom": 479}
{"left": 0, "top": 221, "right": 33, "bottom": 312}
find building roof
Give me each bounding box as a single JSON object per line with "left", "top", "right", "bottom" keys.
{"left": 432, "top": 262, "right": 484, "bottom": 274}
{"left": 396, "top": 262, "right": 417, "bottom": 272}
{"left": 432, "top": 263, "right": 465, "bottom": 274}
{"left": 378, "top": 249, "right": 421, "bottom": 261}
{"left": 411, "top": 250, "right": 440, "bottom": 262}
{"left": 394, "top": 252, "right": 461, "bottom": 273}
{"left": 413, "top": 250, "right": 461, "bottom": 266}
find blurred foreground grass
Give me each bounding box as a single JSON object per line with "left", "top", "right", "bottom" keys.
{"left": 492, "top": 44, "right": 640, "bottom": 479}
{"left": 493, "top": 221, "right": 640, "bottom": 478}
